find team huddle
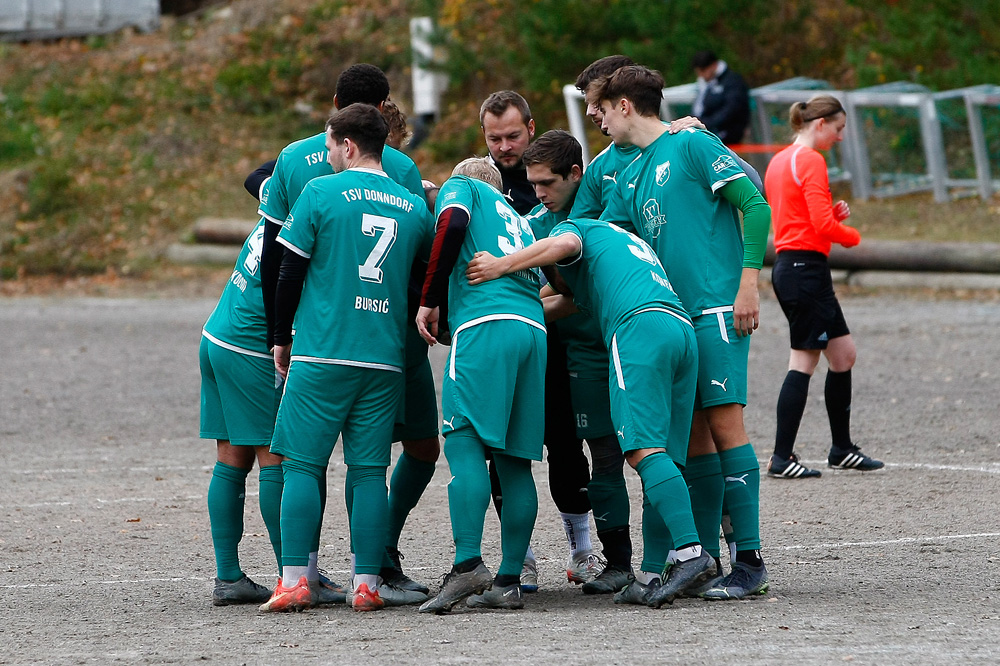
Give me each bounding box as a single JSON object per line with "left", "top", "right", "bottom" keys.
{"left": 199, "top": 56, "right": 880, "bottom": 614}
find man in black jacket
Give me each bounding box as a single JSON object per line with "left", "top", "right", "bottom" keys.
{"left": 691, "top": 50, "right": 750, "bottom": 146}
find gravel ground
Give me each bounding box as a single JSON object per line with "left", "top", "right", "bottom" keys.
{"left": 2, "top": 289, "right": 999, "bottom": 665}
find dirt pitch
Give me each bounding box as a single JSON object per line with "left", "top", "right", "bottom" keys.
{"left": 2, "top": 290, "right": 999, "bottom": 665}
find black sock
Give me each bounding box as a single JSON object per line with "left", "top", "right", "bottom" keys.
{"left": 494, "top": 574, "right": 520, "bottom": 587}
{"left": 454, "top": 556, "right": 484, "bottom": 573}
{"left": 775, "top": 370, "right": 811, "bottom": 459}
{"left": 825, "top": 369, "right": 853, "bottom": 451}
{"left": 735, "top": 549, "right": 763, "bottom": 567}
{"left": 596, "top": 526, "right": 633, "bottom": 569}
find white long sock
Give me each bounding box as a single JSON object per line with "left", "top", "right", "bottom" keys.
{"left": 281, "top": 565, "right": 309, "bottom": 589}
{"left": 354, "top": 573, "right": 379, "bottom": 592}
{"left": 525, "top": 545, "right": 536, "bottom": 563}
{"left": 560, "top": 512, "right": 593, "bottom": 557}
{"left": 306, "top": 551, "right": 319, "bottom": 582}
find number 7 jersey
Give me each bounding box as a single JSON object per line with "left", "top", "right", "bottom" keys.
{"left": 277, "top": 167, "right": 434, "bottom": 371}
{"left": 435, "top": 175, "right": 544, "bottom": 332}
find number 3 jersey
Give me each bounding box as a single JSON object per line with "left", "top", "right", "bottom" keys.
{"left": 435, "top": 175, "right": 544, "bottom": 332}
{"left": 202, "top": 218, "right": 271, "bottom": 357}
{"left": 277, "top": 167, "right": 434, "bottom": 371}
{"left": 548, "top": 218, "right": 690, "bottom": 345}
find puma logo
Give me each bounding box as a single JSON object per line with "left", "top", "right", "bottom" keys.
{"left": 442, "top": 417, "right": 456, "bottom": 430}
{"left": 616, "top": 428, "right": 625, "bottom": 440}
{"left": 602, "top": 174, "right": 617, "bottom": 183}
{"left": 725, "top": 474, "right": 749, "bottom": 486}
{"left": 711, "top": 378, "right": 729, "bottom": 391}
{"left": 593, "top": 511, "right": 610, "bottom": 522}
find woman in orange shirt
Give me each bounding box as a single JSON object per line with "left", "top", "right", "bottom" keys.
{"left": 764, "top": 95, "right": 884, "bottom": 479}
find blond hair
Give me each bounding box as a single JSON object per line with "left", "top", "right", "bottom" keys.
{"left": 452, "top": 157, "right": 502, "bottom": 191}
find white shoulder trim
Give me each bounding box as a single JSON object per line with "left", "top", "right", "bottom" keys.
{"left": 710, "top": 172, "right": 746, "bottom": 193}
{"left": 790, "top": 145, "right": 806, "bottom": 187}
{"left": 259, "top": 209, "right": 284, "bottom": 225}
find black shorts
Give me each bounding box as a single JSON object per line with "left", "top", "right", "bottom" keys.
{"left": 771, "top": 250, "right": 850, "bottom": 350}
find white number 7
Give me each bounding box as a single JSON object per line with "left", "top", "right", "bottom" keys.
{"left": 359, "top": 213, "right": 397, "bottom": 283}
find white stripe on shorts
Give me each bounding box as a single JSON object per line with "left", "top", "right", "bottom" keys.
{"left": 448, "top": 314, "right": 547, "bottom": 380}
{"left": 610, "top": 335, "right": 626, "bottom": 390}
{"left": 700, "top": 306, "right": 734, "bottom": 344}
{"left": 202, "top": 330, "right": 272, "bottom": 360}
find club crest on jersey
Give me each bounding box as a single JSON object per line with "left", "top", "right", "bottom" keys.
{"left": 655, "top": 160, "right": 670, "bottom": 186}
{"left": 641, "top": 198, "right": 667, "bottom": 238}
{"left": 713, "top": 154, "right": 737, "bottom": 173}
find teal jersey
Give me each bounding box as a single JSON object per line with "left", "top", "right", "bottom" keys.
{"left": 436, "top": 175, "right": 544, "bottom": 332}
{"left": 601, "top": 127, "right": 748, "bottom": 316}
{"left": 526, "top": 203, "right": 607, "bottom": 380}
{"left": 549, "top": 218, "right": 689, "bottom": 347}
{"left": 202, "top": 218, "right": 271, "bottom": 357}
{"left": 570, "top": 142, "right": 641, "bottom": 219}
{"left": 259, "top": 132, "right": 425, "bottom": 225}
{"left": 278, "top": 167, "right": 433, "bottom": 370}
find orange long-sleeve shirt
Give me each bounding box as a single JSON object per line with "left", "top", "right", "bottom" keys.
{"left": 764, "top": 144, "right": 861, "bottom": 255}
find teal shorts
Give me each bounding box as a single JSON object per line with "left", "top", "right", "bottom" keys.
{"left": 608, "top": 309, "right": 698, "bottom": 465}
{"left": 441, "top": 318, "right": 546, "bottom": 461}
{"left": 199, "top": 335, "right": 282, "bottom": 447}
{"left": 569, "top": 374, "right": 614, "bottom": 439}
{"left": 271, "top": 361, "right": 402, "bottom": 468}
{"left": 692, "top": 307, "right": 749, "bottom": 410}
{"left": 392, "top": 326, "right": 440, "bottom": 442}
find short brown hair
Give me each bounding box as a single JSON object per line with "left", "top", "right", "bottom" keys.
{"left": 789, "top": 94, "right": 845, "bottom": 133}
{"left": 522, "top": 130, "right": 583, "bottom": 178}
{"left": 479, "top": 90, "right": 532, "bottom": 126}
{"left": 575, "top": 55, "right": 636, "bottom": 93}
{"left": 587, "top": 65, "right": 664, "bottom": 118}
{"left": 452, "top": 156, "right": 502, "bottom": 191}
{"left": 326, "top": 103, "right": 388, "bottom": 159}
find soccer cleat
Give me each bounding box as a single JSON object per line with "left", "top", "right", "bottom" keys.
{"left": 351, "top": 583, "right": 385, "bottom": 612}
{"left": 212, "top": 574, "right": 272, "bottom": 606}
{"left": 312, "top": 570, "right": 348, "bottom": 605}
{"left": 567, "top": 550, "right": 605, "bottom": 584}
{"left": 647, "top": 551, "right": 713, "bottom": 608}
{"left": 259, "top": 576, "right": 312, "bottom": 613}
{"left": 581, "top": 563, "right": 634, "bottom": 595}
{"left": 381, "top": 547, "right": 430, "bottom": 595}
{"left": 418, "top": 562, "right": 493, "bottom": 614}
{"left": 466, "top": 582, "right": 524, "bottom": 610}
{"left": 702, "top": 561, "right": 769, "bottom": 600}
{"left": 681, "top": 556, "right": 725, "bottom": 598}
{"left": 379, "top": 583, "right": 429, "bottom": 606}
{"left": 828, "top": 446, "right": 884, "bottom": 471}
{"left": 520, "top": 557, "right": 539, "bottom": 593}
{"left": 767, "top": 453, "right": 822, "bottom": 479}
{"left": 613, "top": 578, "right": 660, "bottom": 605}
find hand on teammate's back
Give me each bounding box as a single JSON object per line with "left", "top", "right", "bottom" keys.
{"left": 466, "top": 251, "right": 507, "bottom": 285}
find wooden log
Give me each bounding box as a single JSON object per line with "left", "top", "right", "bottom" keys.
{"left": 764, "top": 239, "right": 1000, "bottom": 274}
{"left": 192, "top": 217, "right": 257, "bottom": 245}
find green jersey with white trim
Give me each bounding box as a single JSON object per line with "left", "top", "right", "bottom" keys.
{"left": 277, "top": 167, "right": 433, "bottom": 370}
{"left": 202, "top": 218, "right": 270, "bottom": 356}
{"left": 526, "top": 204, "right": 607, "bottom": 380}
{"left": 600, "top": 127, "right": 747, "bottom": 315}
{"left": 437, "top": 175, "right": 544, "bottom": 332}
{"left": 259, "top": 132, "right": 425, "bottom": 225}
{"left": 549, "top": 218, "right": 689, "bottom": 346}
{"left": 570, "top": 142, "right": 641, "bottom": 219}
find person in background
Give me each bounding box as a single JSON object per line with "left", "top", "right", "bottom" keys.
{"left": 691, "top": 50, "right": 750, "bottom": 146}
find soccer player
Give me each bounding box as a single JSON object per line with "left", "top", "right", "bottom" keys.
{"left": 199, "top": 218, "right": 284, "bottom": 607}
{"left": 256, "top": 63, "right": 437, "bottom": 602}
{"left": 592, "top": 65, "right": 773, "bottom": 601}
{"left": 259, "top": 104, "right": 434, "bottom": 612}
{"left": 522, "top": 130, "right": 632, "bottom": 593}
{"left": 415, "top": 157, "right": 545, "bottom": 613}
{"left": 765, "top": 94, "right": 883, "bottom": 477}
{"left": 466, "top": 217, "right": 715, "bottom": 609}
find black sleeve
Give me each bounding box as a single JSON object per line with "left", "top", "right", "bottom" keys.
{"left": 272, "top": 249, "right": 309, "bottom": 347}
{"left": 420, "top": 206, "right": 470, "bottom": 309}
{"left": 244, "top": 159, "right": 277, "bottom": 201}
{"left": 260, "top": 221, "right": 284, "bottom": 349}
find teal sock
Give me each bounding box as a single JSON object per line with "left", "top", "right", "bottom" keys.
{"left": 636, "top": 453, "right": 699, "bottom": 549}
{"left": 640, "top": 491, "right": 671, "bottom": 575}
{"left": 384, "top": 451, "right": 436, "bottom": 566}
{"left": 348, "top": 465, "right": 390, "bottom": 576}
{"left": 492, "top": 452, "right": 538, "bottom": 577}
{"left": 258, "top": 464, "right": 284, "bottom": 573}
{"left": 208, "top": 462, "right": 251, "bottom": 581}
{"left": 345, "top": 466, "right": 356, "bottom": 555}
{"left": 682, "top": 452, "right": 724, "bottom": 558}
{"left": 310, "top": 466, "right": 328, "bottom": 557}
{"left": 718, "top": 444, "right": 762, "bottom": 551}
{"left": 280, "top": 459, "right": 325, "bottom": 567}
{"left": 443, "top": 433, "right": 492, "bottom": 565}
{"left": 587, "top": 467, "right": 630, "bottom": 532}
